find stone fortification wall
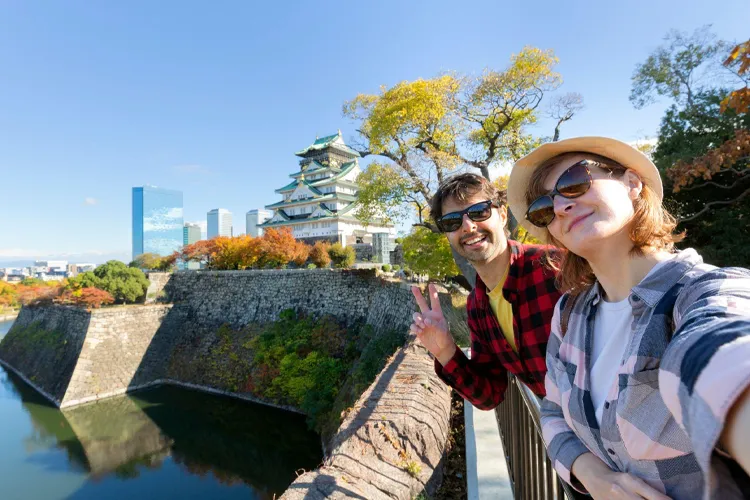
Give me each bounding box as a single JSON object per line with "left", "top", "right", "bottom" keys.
{"left": 0, "top": 305, "right": 91, "bottom": 404}
{"left": 281, "top": 337, "right": 452, "bottom": 500}
{"left": 158, "top": 269, "right": 417, "bottom": 333}
{"left": 61, "top": 305, "right": 174, "bottom": 407}
{"left": 0, "top": 270, "right": 429, "bottom": 408}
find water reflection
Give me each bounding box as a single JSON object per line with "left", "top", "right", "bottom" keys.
{"left": 0, "top": 362, "right": 322, "bottom": 500}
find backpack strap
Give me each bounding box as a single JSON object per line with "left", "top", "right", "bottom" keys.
{"left": 560, "top": 293, "right": 580, "bottom": 337}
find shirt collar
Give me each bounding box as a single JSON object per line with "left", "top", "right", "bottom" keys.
{"left": 586, "top": 248, "right": 703, "bottom": 308}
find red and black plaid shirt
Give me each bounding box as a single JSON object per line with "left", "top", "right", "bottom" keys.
{"left": 435, "top": 240, "right": 562, "bottom": 410}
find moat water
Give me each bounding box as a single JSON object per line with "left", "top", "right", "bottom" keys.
{"left": 0, "top": 319, "right": 322, "bottom": 500}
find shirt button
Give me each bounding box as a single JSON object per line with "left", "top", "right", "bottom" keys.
{"left": 604, "top": 402, "right": 610, "bottom": 409}
{"left": 608, "top": 448, "right": 616, "bottom": 455}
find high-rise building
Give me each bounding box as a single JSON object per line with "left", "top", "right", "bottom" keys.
{"left": 132, "top": 186, "right": 184, "bottom": 260}
{"left": 259, "top": 131, "right": 395, "bottom": 245}
{"left": 207, "top": 209, "right": 233, "bottom": 239}
{"left": 246, "top": 209, "right": 271, "bottom": 237}
{"left": 183, "top": 223, "right": 202, "bottom": 246}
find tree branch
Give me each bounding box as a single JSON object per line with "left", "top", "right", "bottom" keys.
{"left": 678, "top": 186, "right": 750, "bottom": 222}
{"left": 680, "top": 173, "right": 750, "bottom": 191}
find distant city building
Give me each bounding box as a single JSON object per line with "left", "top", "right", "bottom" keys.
{"left": 207, "top": 209, "right": 233, "bottom": 239}
{"left": 34, "top": 260, "right": 68, "bottom": 272}
{"left": 246, "top": 209, "right": 271, "bottom": 237}
{"left": 183, "top": 223, "right": 202, "bottom": 246}
{"left": 259, "top": 131, "right": 395, "bottom": 245}
{"left": 66, "top": 264, "right": 78, "bottom": 277}
{"left": 76, "top": 263, "right": 96, "bottom": 273}
{"left": 132, "top": 186, "right": 184, "bottom": 260}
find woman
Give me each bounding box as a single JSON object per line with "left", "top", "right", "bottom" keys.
{"left": 506, "top": 137, "right": 750, "bottom": 500}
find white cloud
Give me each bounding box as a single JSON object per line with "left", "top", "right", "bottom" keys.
{"left": 188, "top": 220, "right": 208, "bottom": 233}
{"left": 84, "top": 197, "right": 98, "bottom": 205}
{"left": 172, "top": 164, "right": 211, "bottom": 175}
{"left": 0, "top": 248, "right": 131, "bottom": 264}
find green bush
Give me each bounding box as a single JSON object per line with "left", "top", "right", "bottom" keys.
{"left": 67, "top": 260, "right": 150, "bottom": 304}
{"left": 382, "top": 264, "right": 392, "bottom": 272}
{"left": 392, "top": 265, "right": 401, "bottom": 271}
{"left": 307, "top": 263, "right": 317, "bottom": 269}
{"left": 248, "top": 310, "right": 405, "bottom": 437}
{"left": 328, "top": 243, "right": 355, "bottom": 269}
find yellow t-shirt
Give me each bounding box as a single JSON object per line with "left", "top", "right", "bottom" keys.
{"left": 487, "top": 264, "right": 516, "bottom": 352}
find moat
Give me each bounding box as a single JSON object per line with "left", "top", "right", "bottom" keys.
{"left": 0, "top": 319, "right": 323, "bottom": 500}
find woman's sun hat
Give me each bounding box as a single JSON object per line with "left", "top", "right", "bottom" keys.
{"left": 507, "top": 136, "right": 663, "bottom": 241}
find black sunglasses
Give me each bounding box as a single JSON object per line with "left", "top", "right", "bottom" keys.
{"left": 525, "top": 160, "right": 596, "bottom": 228}
{"left": 437, "top": 200, "right": 498, "bottom": 233}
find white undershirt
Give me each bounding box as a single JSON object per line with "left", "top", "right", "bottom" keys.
{"left": 590, "top": 255, "right": 677, "bottom": 424}
{"left": 591, "top": 297, "right": 633, "bottom": 424}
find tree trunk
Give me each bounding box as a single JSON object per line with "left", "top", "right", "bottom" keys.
{"left": 451, "top": 247, "right": 476, "bottom": 290}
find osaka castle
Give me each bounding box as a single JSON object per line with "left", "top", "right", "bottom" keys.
{"left": 259, "top": 131, "right": 396, "bottom": 245}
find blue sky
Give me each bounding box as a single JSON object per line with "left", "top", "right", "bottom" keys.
{"left": 1, "top": 0, "right": 748, "bottom": 264}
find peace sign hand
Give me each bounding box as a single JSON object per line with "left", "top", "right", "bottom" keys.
{"left": 411, "top": 284, "right": 457, "bottom": 366}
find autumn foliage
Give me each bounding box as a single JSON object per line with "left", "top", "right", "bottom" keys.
{"left": 179, "top": 228, "right": 341, "bottom": 270}
{"left": 56, "top": 287, "right": 115, "bottom": 308}
{"left": 309, "top": 241, "right": 332, "bottom": 268}
{"left": 721, "top": 40, "right": 750, "bottom": 114}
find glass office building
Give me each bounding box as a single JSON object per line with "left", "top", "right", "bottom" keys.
{"left": 132, "top": 186, "right": 184, "bottom": 260}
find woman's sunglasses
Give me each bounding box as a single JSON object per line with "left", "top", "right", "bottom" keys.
{"left": 525, "top": 160, "right": 596, "bottom": 228}
{"left": 437, "top": 200, "right": 498, "bottom": 233}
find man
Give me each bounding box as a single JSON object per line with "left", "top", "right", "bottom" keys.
{"left": 410, "top": 173, "right": 562, "bottom": 409}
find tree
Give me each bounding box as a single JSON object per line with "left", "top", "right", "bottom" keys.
{"left": 179, "top": 239, "right": 219, "bottom": 269}
{"left": 721, "top": 39, "right": 750, "bottom": 113}
{"left": 345, "top": 47, "right": 582, "bottom": 286}
{"left": 634, "top": 29, "right": 750, "bottom": 267}
{"left": 68, "top": 261, "right": 150, "bottom": 304}
{"left": 309, "top": 241, "right": 332, "bottom": 268}
{"left": 129, "top": 252, "right": 175, "bottom": 272}
{"left": 401, "top": 227, "right": 460, "bottom": 280}
{"left": 327, "top": 243, "right": 355, "bottom": 269}
{"left": 56, "top": 287, "right": 115, "bottom": 309}
{"left": 257, "top": 228, "right": 306, "bottom": 269}
{"left": 547, "top": 93, "right": 585, "bottom": 142}
{"left": 630, "top": 25, "right": 729, "bottom": 109}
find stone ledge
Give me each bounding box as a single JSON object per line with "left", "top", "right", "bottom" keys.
{"left": 280, "top": 337, "right": 452, "bottom": 500}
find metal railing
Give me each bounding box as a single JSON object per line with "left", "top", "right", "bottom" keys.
{"left": 494, "top": 375, "right": 582, "bottom": 500}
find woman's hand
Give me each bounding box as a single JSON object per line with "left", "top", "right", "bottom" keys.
{"left": 572, "top": 453, "right": 671, "bottom": 500}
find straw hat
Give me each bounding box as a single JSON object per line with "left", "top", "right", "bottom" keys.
{"left": 507, "top": 136, "right": 663, "bottom": 241}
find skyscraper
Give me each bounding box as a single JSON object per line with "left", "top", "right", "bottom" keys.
{"left": 183, "top": 222, "right": 202, "bottom": 246}
{"left": 132, "top": 186, "right": 184, "bottom": 260}
{"left": 246, "top": 209, "right": 271, "bottom": 237}
{"left": 207, "top": 209, "right": 232, "bottom": 239}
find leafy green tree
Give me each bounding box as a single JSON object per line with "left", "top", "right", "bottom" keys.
{"left": 345, "top": 48, "right": 583, "bottom": 286}
{"left": 401, "top": 227, "right": 460, "bottom": 280}
{"left": 633, "top": 27, "right": 750, "bottom": 267}
{"left": 327, "top": 243, "right": 355, "bottom": 269}
{"left": 346, "top": 48, "right": 579, "bottom": 231}
{"left": 68, "top": 260, "right": 150, "bottom": 304}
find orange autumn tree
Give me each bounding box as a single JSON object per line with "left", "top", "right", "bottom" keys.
{"left": 257, "top": 227, "right": 308, "bottom": 268}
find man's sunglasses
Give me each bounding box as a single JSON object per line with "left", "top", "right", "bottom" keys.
{"left": 525, "top": 160, "right": 596, "bottom": 228}
{"left": 436, "top": 200, "right": 498, "bottom": 233}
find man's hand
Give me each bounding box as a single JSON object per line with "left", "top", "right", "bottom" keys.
{"left": 572, "top": 453, "right": 671, "bottom": 500}
{"left": 411, "top": 284, "right": 456, "bottom": 366}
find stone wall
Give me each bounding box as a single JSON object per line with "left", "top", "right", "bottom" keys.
{"left": 281, "top": 336, "right": 452, "bottom": 500}
{"left": 0, "top": 270, "right": 433, "bottom": 408}
{"left": 0, "top": 269, "right": 455, "bottom": 498}
{"left": 61, "top": 305, "right": 174, "bottom": 407}
{"left": 159, "top": 269, "right": 418, "bottom": 333}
